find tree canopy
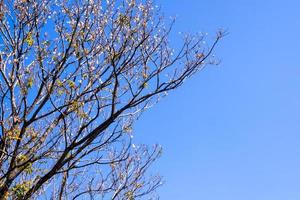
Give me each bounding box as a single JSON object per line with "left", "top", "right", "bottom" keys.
{"left": 0, "top": 0, "right": 222, "bottom": 199}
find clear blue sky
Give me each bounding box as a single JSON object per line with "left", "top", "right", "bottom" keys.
{"left": 134, "top": 0, "right": 300, "bottom": 199}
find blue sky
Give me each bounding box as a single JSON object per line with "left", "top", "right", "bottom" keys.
{"left": 134, "top": 0, "right": 300, "bottom": 199}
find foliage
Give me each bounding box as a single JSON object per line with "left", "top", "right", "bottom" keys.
{"left": 0, "top": 0, "right": 222, "bottom": 199}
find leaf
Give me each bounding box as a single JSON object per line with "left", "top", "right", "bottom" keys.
{"left": 56, "top": 79, "right": 63, "bottom": 87}
{"left": 142, "top": 72, "right": 148, "bottom": 79}
{"left": 196, "top": 53, "right": 205, "bottom": 59}
{"left": 142, "top": 82, "right": 148, "bottom": 88}
{"left": 16, "top": 154, "right": 27, "bottom": 163}
{"left": 118, "top": 14, "right": 130, "bottom": 27}
{"left": 24, "top": 163, "right": 33, "bottom": 174}
{"left": 123, "top": 125, "right": 132, "bottom": 133}
{"left": 27, "top": 77, "right": 34, "bottom": 88}
{"left": 57, "top": 89, "right": 64, "bottom": 95}
{"left": 67, "top": 80, "right": 76, "bottom": 88}
{"left": 25, "top": 32, "right": 34, "bottom": 46}
{"left": 12, "top": 181, "right": 31, "bottom": 199}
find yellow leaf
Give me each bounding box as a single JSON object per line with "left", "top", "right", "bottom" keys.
{"left": 57, "top": 89, "right": 64, "bottom": 95}
{"left": 56, "top": 79, "right": 63, "bottom": 87}
{"left": 67, "top": 80, "right": 76, "bottom": 88}
{"left": 27, "top": 77, "right": 34, "bottom": 88}
{"left": 25, "top": 32, "right": 34, "bottom": 46}
{"left": 142, "top": 82, "right": 148, "bottom": 88}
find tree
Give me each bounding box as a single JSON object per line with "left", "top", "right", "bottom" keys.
{"left": 0, "top": 0, "right": 223, "bottom": 199}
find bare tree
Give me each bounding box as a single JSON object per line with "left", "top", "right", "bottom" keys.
{"left": 0, "top": 0, "right": 223, "bottom": 199}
